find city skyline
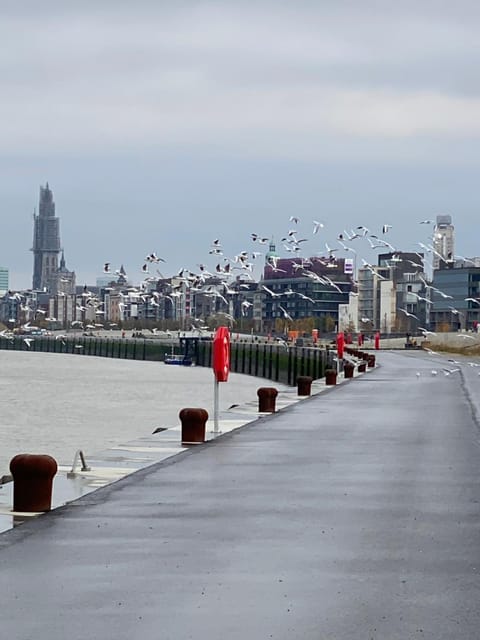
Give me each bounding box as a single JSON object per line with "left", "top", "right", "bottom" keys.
{"left": 2, "top": 2, "right": 480, "bottom": 289}
{"left": 1, "top": 177, "right": 475, "bottom": 292}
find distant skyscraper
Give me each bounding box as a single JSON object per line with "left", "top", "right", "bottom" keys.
{"left": 0, "top": 266, "right": 8, "bottom": 294}
{"left": 32, "top": 183, "right": 61, "bottom": 291}
{"left": 433, "top": 214, "right": 455, "bottom": 269}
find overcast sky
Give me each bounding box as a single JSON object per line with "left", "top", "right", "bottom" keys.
{"left": 2, "top": 1, "right": 480, "bottom": 289}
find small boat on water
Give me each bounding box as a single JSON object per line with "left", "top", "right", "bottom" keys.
{"left": 164, "top": 344, "right": 193, "bottom": 365}
{"left": 164, "top": 354, "right": 193, "bottom": 366}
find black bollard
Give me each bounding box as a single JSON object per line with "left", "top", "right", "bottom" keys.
{"left": 10, "top": 454, "right": 58, "bottom": 512}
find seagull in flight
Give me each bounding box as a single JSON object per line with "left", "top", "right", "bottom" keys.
{"left": 443, "top": 368, "right": 460, "bottom": 376}
{"left": 418, "top": 327, "right": 437, "bottom": 337}
{"left": 241, "top": 300, "right": 253, "bottom": 316}
{"left": 145, "top": 252, "right": 165, "bottom": 263}
{"left": 296, "top": 292, "right": 316, "bottom": 303}
{"left": 325, "top": 243, "right": 338, "bottom": 254}
{"left": 313, "top": 220, "right": 324, "bottom": 234}
{"left": 356, "top": 225, "right": 370, "bottom": 236}
{"left": 262, "top": 285, "right": 281, "bottom": 298}
{"left": 399, "top": 308, "right": 419, "bottom": 320}
{"left": 278, "top": 305, "right": 293, "bottom": 321}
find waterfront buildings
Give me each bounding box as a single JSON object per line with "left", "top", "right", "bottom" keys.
{"left": 357, "top": 253, "right": 428, "bottom": 333}
{"left": 259, "top": 254, "right": 353, "bottom": 334}
{"left": 0, "top": 188, "right": 476, "bottom": 337}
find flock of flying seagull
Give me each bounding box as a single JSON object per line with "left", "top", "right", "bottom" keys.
{"left": 94, "top": 214, "right": 476, "bottom": 328}
{"left": 2, "top": 216, "right": 479, "bottom": 345}
{"left": 89, "top": 214, "right": 477, "bottom": 333}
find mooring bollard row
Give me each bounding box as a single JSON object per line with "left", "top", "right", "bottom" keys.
{"left": 257, "top": 387, "right": 278, "bottom": 412}
{"left": 10, "top": 453, "right": 58, "bottom": 513}
{"left": 179, "top": 408, "right": 209, "bottom": 445}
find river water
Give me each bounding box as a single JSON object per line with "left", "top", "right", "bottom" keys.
{"left": 0, "top": 351, "right": 284, "bottom": 476}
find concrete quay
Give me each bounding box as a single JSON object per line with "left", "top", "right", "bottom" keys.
{"left": 0, "top": 351, "right": 479, "bottom": 639}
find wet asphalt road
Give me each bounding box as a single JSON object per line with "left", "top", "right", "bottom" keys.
{"left": 0, "top": 350, "right": 479, "bottom": 639}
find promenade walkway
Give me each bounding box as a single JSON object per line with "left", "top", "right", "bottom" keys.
{"left": 0, "top": 350, "right": 479, "bottom": 639}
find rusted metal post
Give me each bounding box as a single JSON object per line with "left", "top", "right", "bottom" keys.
{"left": 325, "top": 369, "right": 337, "bottom": 386}
{"left": 10, "top": 454, "right": 58, "bottom": 512}
{"left": 257, "top": 387, "right": 278, "bottom": 412}
{"left": 343, "top": 362, "right": 355, "bottom": 378}
{"left": 297, "top": 376, "right": 313, "bottom": 396}
{"left": 179, "top": 408, "right": 209, "bottom": 444}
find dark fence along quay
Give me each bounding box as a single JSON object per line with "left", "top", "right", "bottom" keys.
{"left": 0, "top": 336, "right": 335, "bottom": 386}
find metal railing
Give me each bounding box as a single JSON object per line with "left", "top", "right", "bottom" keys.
{"left": 67, "top": 449, "right": 91, "bottom": 478}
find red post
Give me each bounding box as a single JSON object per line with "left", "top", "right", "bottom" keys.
{"left": 336, "top": 332, "right": 345, "bottom": 359}
{"left": 374, "top": 332, "right": 380, "bottom": 350}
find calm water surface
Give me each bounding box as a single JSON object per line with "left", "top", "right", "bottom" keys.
{"left": 0, "top": 352, "right": 286, "bottom": 475}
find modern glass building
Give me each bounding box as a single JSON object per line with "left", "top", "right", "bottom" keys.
{"left": 430, "top": 266, "right": 480, "bottom": 331}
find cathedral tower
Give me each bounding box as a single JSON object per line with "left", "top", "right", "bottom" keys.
{"left": 31, "top": 183, "right": 61, "bottom": 291}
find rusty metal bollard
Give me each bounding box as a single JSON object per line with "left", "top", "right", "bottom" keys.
{"left": 357, "top": 361, "right": 367, "bottom": 373}
{"left": 257, "top": 387, "right": 278, "bottom": 412}
{"left": 343, "top": 362, "right": 355, "bottom": 379}
{"left": 10, "top": 454, "right": 58, "bottom": 512}
{"left": 179, "top": 408, "right": 208, "bottom": 444}
{"left": 325, "top": 369, "right": 337, "bottom": 386}
{"left": 297, "top": 376, "right": 313, "bottom": 396}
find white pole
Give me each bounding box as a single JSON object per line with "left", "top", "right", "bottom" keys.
{"left": 213, "top": 378, "right": 220, "bottom": 434}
